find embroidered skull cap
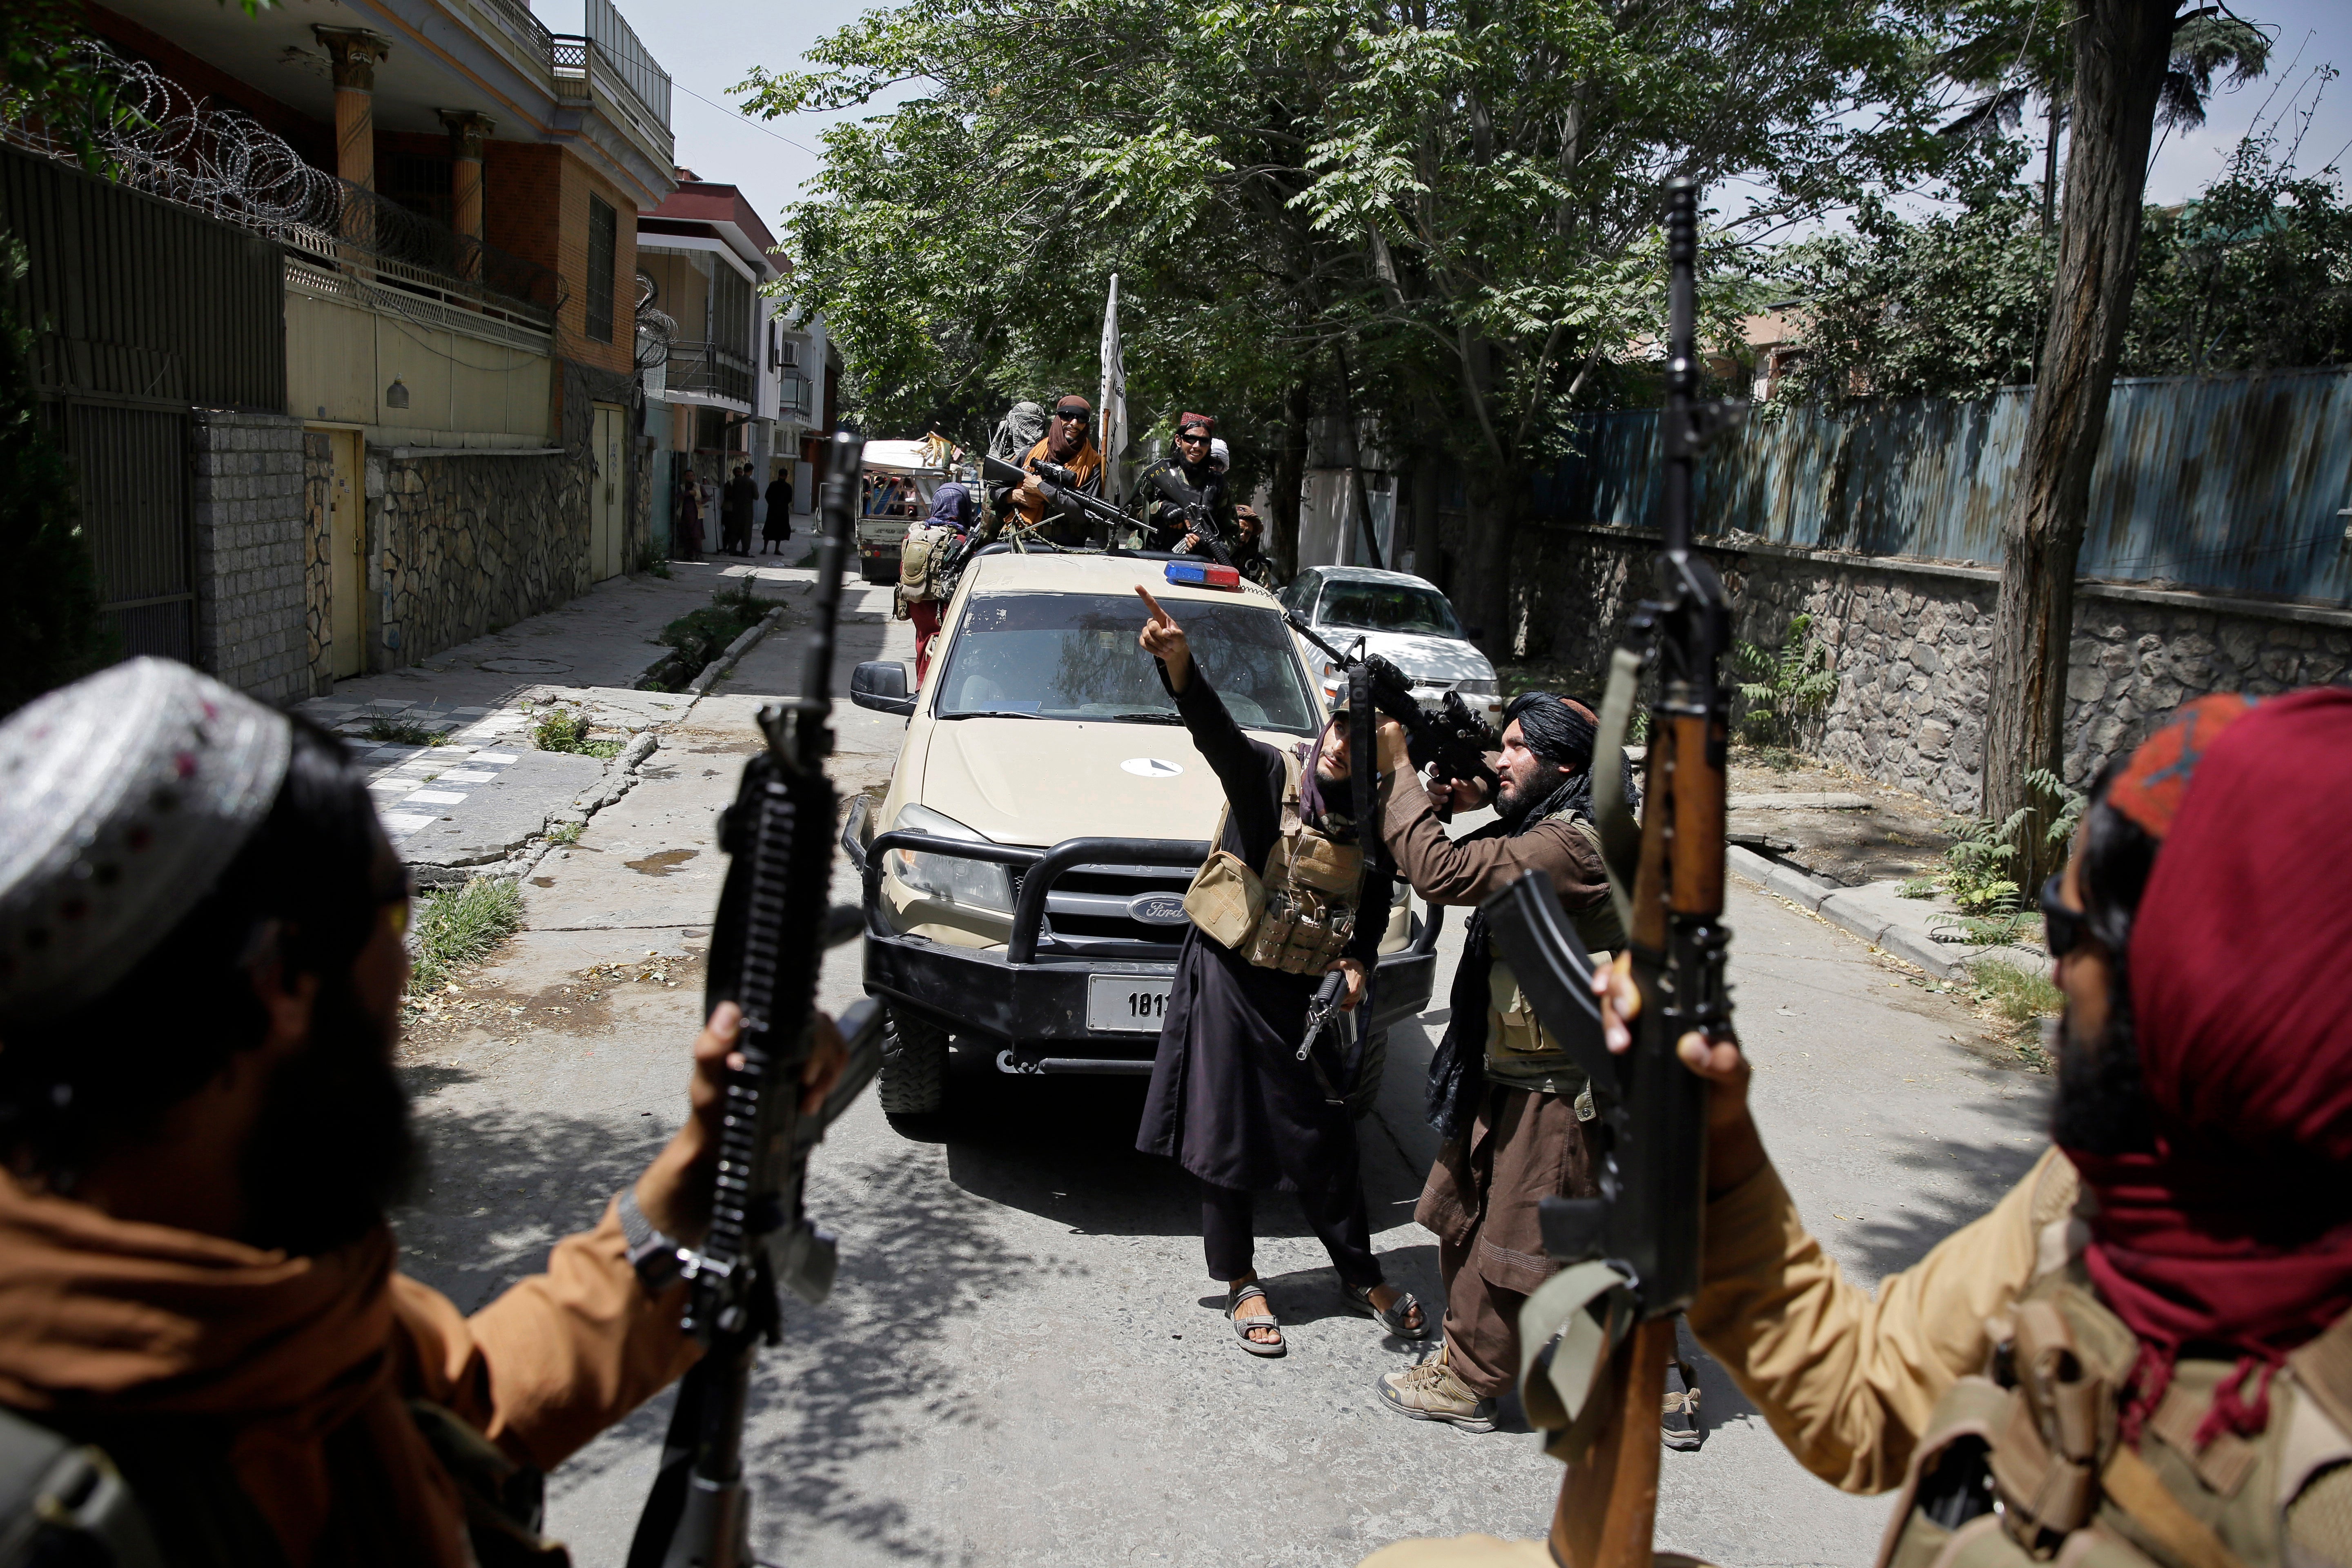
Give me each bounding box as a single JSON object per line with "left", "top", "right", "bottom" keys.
{"left": 0, "top": 658, "right": 292, "bottom": 1021}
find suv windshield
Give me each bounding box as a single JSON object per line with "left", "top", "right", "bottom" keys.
{"left": 936, "top": 592, "right": 1321, "bottom": 733}
{"left": 1316, "top": 581, "right": 1462, "bottom": 637}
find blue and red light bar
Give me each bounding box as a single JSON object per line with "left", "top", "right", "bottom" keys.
{"left": 1163, "top": 560, "right": 1241, "bottom": 591}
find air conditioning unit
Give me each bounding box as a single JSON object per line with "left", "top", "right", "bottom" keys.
{"left": 768, "top": 328, "right": 800, "bottom": 371}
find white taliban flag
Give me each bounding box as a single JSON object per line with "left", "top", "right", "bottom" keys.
{"left": 1098, "top": 273, "right": 1129, "bottom": 508}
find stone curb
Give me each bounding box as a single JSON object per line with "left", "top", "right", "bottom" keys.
{"left": 687, "top": 607, "right": 787, "bottom": 696}
{"left": 1726, "top": 845, "right": 1966, "bottom": 979}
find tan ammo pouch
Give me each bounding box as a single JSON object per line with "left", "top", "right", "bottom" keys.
{"left": 1873, "top": 1274, "right": 2328, "bottom": 1568}
{"left": 1182, "top": 760, "right": 1364, "bottom": 971}
{"left": 1182, "top": 813, "right": 1266, "bottom": 951}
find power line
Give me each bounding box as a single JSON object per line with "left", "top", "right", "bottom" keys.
{"left": 673, "top": 80, "right": 824, "bottom": 159}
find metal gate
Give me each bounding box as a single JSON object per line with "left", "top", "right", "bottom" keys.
{"left": 66, "top": 401, "right": 194, "bottom": 661}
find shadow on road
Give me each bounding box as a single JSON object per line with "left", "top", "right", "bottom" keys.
{"left": 392, "top": 1066, "right": 670, "bottom": 1316}
{"left": 1851, "top": 1084, "right": 2051, "bottom": 1278}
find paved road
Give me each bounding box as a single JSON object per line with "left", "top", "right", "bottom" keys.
{"left": 390, "top": 583, "right": 2052, "bottom": 1568}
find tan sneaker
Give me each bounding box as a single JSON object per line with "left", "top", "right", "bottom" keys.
{"left": 1376, "top": 1343, "right": 1497, "bottom": 1432}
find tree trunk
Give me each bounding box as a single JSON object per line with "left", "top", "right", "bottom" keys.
{"left": 1410, "top": 457, "right": 1441, "bottom": 581}
{"left": 1459, "top": 466, "right": 1522, "bottom": 652}
{"left": 1983, "top": 0, "right": 2175, "bottom": 882}
{"left": 1272, "top": 379, "right": 1310, "bottom": 582}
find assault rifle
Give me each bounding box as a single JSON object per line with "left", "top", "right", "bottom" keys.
{"left": 1477, "top": 176, "right": 1744, "bottom": 1568}
{"left": 628, "top": 430, "right": 887, "bottom": 1568}
{"left": 979, "top": 453, "right": 1129, "bottom": 546}
{"left": 1283, "top": 613, "right": 1502, "bottom": 800}
{"left": 1142, "top": 466, "right": 1238, "bottom": 571}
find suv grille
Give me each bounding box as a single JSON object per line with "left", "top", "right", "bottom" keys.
{"left": 1027, "top": 863, "right": 1196, "bottom": 951}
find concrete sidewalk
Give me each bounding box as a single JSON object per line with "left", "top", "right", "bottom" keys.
{"left": 1729, "top": 846, "right": 2047, "bottom": 980}
{"left": 313, "top": 561, "right": 829, "bottom": 882}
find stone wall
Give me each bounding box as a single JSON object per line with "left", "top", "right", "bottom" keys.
{"left": 1506, "top": 523, "right": 2352, "bottom": 813}
{"left": 191, "top": 408, "right": 311, "bottom": 703}
{"left": 302, "top": 432, "right": 332, "bottom": 693}
{"left": 368, "top": 447, "right": 588, "bottom": 665}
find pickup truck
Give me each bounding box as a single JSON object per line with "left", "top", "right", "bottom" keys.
{"left": 841, "top": 549, "right": 1440, "bottom": 1117}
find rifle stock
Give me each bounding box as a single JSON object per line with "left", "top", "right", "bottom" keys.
{"left": 1481, "top": 177, "right": 1743, "bottom": 1568}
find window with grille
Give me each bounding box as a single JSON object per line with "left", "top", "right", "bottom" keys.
{"left": 586, "top": 195, "right": 617, "bottom": 343}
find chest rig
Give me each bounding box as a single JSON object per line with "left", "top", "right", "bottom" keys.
{"left": 1180, "top": 750, "right": 1366, "bottom": 973}
{"left": 1878, "top": 1171, "right": 2352, "bottom": 1568}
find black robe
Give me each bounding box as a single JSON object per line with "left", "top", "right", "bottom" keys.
{"left": 1135, "top": 666, "right": 1391, "bottom": 1193}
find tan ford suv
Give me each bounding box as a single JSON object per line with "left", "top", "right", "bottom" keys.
{"left": 842, "top": 548, "right": 1441, "bottom": 1116}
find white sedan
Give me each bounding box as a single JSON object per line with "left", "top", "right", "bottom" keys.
{"left": 1278, "top": 566, "right": 1504, "bottom": 730}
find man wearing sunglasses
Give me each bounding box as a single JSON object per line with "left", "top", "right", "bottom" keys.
{"left": 987, "top": 394, "right": 1103, "bottom": 546}
{"left": 1366, "top": 688, "right": 2352, "bottom": 1568}
{"left": 1136, "top": 412, "right": 1236, "bottom": 554}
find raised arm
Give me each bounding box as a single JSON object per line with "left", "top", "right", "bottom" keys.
{"left": 1381, "top": 766, "right": 1611, "bottom": 912}
{"left": 1139, "top": 586, "right": 1283, "bottom": 852}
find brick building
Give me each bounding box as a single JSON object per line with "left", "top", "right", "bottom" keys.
{"left": 2, "top": 0, "right": 682, "bottom": 697}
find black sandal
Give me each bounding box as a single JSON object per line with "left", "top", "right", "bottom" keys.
{"left": 1227, "top": 1283, "right": 1285, "bottom": 1357}
{"left": 1344, "top": 1282, "right": 1431, "bottom": 1340}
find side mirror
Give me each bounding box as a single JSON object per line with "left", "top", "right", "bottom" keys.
{"left": 850, "top": 661, "right": 915, "bottom": 716}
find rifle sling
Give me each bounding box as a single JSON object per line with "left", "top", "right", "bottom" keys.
{"left": 1517, "top": 1259, "right": 1639, "bottom": 1465}
{"left": 1591, "top": 646, "right": 1644, "bottom": 937}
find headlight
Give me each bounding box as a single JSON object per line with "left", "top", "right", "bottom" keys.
{"left": 890, "top": 803, "right": 1014, "bottom": 914}
{"left": 1455, "top": 678, "right": 1499, "bottom": 696}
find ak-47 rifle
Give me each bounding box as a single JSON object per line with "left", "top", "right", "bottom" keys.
{"left": 1474, "top": 176, "right": 1744, "bottom": 1568}
{"left": 1142, "top": 465, "right": 1238, "bottom": 571}
{"left": 1283, "top": 612, "right": 1503, "bottom": 801}
{"left": 979, "top": 453, "right": 1129, "bottom": 546}
{"left": 627, "top": 430, "right": 887, "bottom": 1568}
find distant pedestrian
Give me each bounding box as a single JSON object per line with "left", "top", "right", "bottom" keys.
{"left": 674, "top": 470, "right": 704, "bottom": 561}
{"left": 762, "top": 465, "right": 795, "bottom": 554}
{"left": 724, "top": 465, "right": 758, "bottom": 557}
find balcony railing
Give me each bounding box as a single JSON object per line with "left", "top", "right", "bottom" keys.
{"left": 778, "top": 374, "right": 813, "bottom": 419}
{"left": 2, "top": 45, "right": 563, "bottom": 339}
{"left": 665, "top": 341, "right": 753, "bottom": 406}
{"left": 282, "top": 180, "right": 566, "bottom": 334}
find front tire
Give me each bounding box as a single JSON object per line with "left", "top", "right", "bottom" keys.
{"left": 1348, "top": 1029, "right": 1388, "bottom": 1120}
{"left": 878, "top": 1004, "right": 950, "bottom": 1116}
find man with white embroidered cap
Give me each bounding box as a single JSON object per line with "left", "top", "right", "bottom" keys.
{"left": 0, "top": 657, "right": 844, "bottom": 1566}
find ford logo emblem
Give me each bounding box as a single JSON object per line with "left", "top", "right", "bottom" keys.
{"left": 1127, "top": 893, "right": 1189, "bottom": 926}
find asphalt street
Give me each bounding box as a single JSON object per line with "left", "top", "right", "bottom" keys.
{"left": 388, "top": 579, "right": 2054, "bottom": 1568}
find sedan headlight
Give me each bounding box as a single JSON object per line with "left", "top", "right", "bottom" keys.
{"left": 890, "top": 803, "right": 1014, "bottom": 915}
{"left": 1454, "top": 678, "right": 1499, "bottom": 696}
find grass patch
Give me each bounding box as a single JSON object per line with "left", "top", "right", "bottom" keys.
{"left": 410, "top": 876, "right": 523, "bottom": 995}
{"left": 532, "top": 707, "right": 623, "bottom": 759}
{"left": 363, "top": 717, "right": 448, "bottom": 747}
{"left": 547, "top": 818, "right": 584, "bottom": 846}
{"left": 1969, "top": 957, "right": 2062, "bottom": 1028}
{"left": 657, "top": 584, "right": 775, "bottom": 680}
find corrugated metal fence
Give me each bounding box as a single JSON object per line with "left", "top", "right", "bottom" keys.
{"left": 1, "top": 141, "right": 285, "bottom": 660}
{"left": 1535, "top": 366, "right": 2352, "bottom": 605}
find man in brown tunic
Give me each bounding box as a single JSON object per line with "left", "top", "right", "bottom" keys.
{"left": 1370, "top": 692, "right": 1624, "bottom": 1430}
{"left": 0, "top": 659, "right": 846, "bottom": 1566}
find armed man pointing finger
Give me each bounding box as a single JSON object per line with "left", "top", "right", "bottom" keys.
{"left": 1132, "top": 587, "right": 1430, "bottom": 1358}
{"left": 1370, "top": 692, "right": 1628, "bottom": 1431}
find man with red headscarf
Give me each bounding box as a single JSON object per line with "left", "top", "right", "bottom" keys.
{"left": 1363, "top": 688, "right": 2352, "bottom": 1567}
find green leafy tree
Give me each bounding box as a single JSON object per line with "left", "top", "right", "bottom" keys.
{"left": 0, "top": 233, "right": 114, "bottom": 715}
{"left": 744, "top": 0, "right": 1956, "bottom": 628}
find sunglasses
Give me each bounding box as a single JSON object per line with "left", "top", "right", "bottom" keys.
{"left": 2038, "top": 874, "right": 2085, "bottom": 958}
{"left": 1176, "top": 430, "right": 1209, "bottom": 443}
{"left": 1053, "top": 407, "right": 1090, "bottom": 422}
